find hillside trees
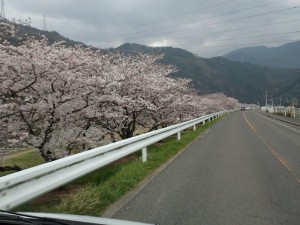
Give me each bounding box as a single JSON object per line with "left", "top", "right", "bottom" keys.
{"left": 0, "top": 22, "right": 239, "bottom": 163}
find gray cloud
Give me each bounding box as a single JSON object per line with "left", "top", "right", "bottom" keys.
{"left": 4, "top": 0, "right": 300, "bottom": 57}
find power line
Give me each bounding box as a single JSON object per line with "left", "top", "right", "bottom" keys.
{"left": 273, "top": 76, "right": 300, "bottom": 98}
{"left": 100, "top": 0, "right": 288, "bottom": 38}
{"left": 0, "top": 0, "right": 5, "bottom": 19}
{"left": 184, "top": 39, "right": 300, "bottom": 50}
{"left": 174, "top": 30, "right": 300, "bottom": 46}
{"left": 78, "top": 0, "right": 289, "bottom": 39}
{"left": 96, "top": 19, "right": 300, "bottom": 43}
{"left": 99, "top": 0, "right": 237, "bottom": 35}
{"left": 182, "top": 0, "right": 288, "bottom": 25}
{"left": 175, "top": 19, "right": 300, "bottom": 43}
{"left": 98, "top": 5, "right": 298, "bottom": 39}
{"left": 42, "top": 14, "right": 47, "bottom": 31}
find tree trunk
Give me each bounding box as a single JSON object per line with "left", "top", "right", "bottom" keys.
{"left": 0, "top": 165, "right": 22, "bottom": 172}
{"left": 38, "top": 148, "right": 57, "bottom": 162}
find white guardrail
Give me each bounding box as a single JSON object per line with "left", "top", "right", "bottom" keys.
{"left": 0, "top": 110, "right": 232, "bottom": 210}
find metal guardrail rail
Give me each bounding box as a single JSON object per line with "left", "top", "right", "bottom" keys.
{"left": 0, "top": 110, "right": 232, "bottom": 210}
{"left": 264, "top": 113, "right": 300, "bottom": 127}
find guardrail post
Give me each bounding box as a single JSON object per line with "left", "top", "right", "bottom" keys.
{"left": 177, "top": 132, "right": 181, "bottom": 141}
{"left": 284, "top": 108, "right": 286, "bottom": 116}
{"left": 193, "top": 125, "right": 196, "bottom": 131}
{"left": 293, "top": 108, "right": 296, "bottom": 118}
{"left": 202, "top": 120, "right": 205, "bottom": 125}
{"left": 142, "top": 147, "right": 147, "bottom": 162}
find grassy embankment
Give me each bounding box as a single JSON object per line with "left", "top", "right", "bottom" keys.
{"left": 1, "top": 117, "right": 221, "bottom": 216}
{"left": 0, "top": 149, "right": 44, "bottom": 176}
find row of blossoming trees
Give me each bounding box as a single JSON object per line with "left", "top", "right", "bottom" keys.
{"left": 0, "top": 22, "right": 240, "bottom": 164}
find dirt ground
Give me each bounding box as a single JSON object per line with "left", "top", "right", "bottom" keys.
{"left": 3, "top": 148, "right": 35, "bottom": 160}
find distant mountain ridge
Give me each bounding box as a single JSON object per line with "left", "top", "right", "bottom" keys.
{"left": 223, "top": 41, "right": 300, "bottom": 69}
{"left": 113, "top": 43, "right": 300, "bottom": 105}
{"left": 0, "top": 18, "right": 84, "bottom": 47}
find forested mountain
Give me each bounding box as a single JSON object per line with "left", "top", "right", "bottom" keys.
{"left": 223, "top": 41, "right": 300, "bottom": 69}
{"left": 2, "top": 19, "right": 299, "bottom": 105}
{"left": 113, "top": 43, "right": 300, "bottom": 105}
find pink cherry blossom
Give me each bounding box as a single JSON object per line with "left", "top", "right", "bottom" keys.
{"left": 0, "top": 23, "right": 240, "bottom": 162}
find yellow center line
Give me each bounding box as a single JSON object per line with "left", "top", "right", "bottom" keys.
{"left": 243, "top": 112, "right": 300, "bottom": 184}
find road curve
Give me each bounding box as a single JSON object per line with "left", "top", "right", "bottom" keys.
{"left": 112, "top": 110, "right": 300, "bottom": 225}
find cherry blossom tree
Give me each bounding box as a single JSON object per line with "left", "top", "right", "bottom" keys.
{"left": 1, "top": 22, "right": 240, "bottom": 165}
{"left": 0, "top": 30, "right": 181, "bottom": 161}
{"left": 0, "top": 33, "right": 120, "bottom": 161}
{"left": 200, "top": 93, "right": 240, "bottom": 113}
{"left": 0, "top": 22, "right": 15, "bottom": 44}
{"left": 100, "top": 55, "right": 181, "bottom": 138}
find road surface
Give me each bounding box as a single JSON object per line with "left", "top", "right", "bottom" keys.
{"left": 112, "top": 110, "right": 300, "bottom": 225}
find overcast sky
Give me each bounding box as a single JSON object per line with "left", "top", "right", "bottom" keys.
{"left": 4, "top": 0, "right": 300, "bottom": 57}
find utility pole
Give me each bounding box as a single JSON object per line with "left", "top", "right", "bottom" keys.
{"left": 271, "top": 96, "right": 273, "bottom": 106}
{"left": 0, "top": 0, "right": 5, "bottom": 19}
{"left": 279, "top": 97, "right": 282, "bottom": 106}
{"left": 42, "top": 14, "right": 47, "bottom": 31}
{"left": 265, "top": 89, "right": 268, "bottom": 106}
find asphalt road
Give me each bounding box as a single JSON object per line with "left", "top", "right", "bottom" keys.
{"left": 112, "top": 110, "right": 300, "bottom": 225}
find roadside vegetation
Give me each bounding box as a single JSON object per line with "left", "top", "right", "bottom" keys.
{"left": 9, "top": 118, "right": 220, "bottom": 216}
{"left": 1, "top": 21, "right": 238, "bottom": 168}
{"left": 0, "top": 148, "right": 44, "bottom": 176}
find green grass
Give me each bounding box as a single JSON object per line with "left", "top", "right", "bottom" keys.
{"left": 12, "top": 117, "right": 221, "bottom": 215}
{"left": 0, "top": 149, "right": 44, "bottom": 177}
